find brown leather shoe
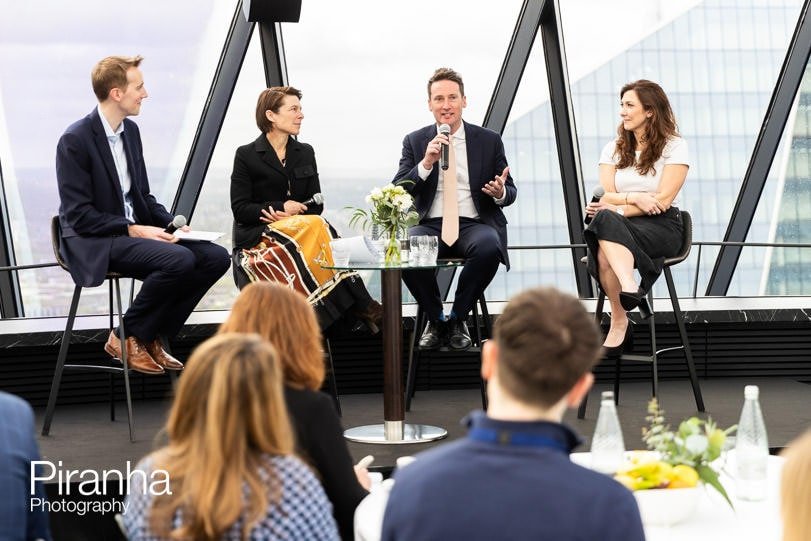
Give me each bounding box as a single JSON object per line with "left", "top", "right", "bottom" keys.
{"left": 104, "top": 331, "right": 164, "bottom": 375}
{"left": 145, "top": 338, "right": 184, "bottom": 371}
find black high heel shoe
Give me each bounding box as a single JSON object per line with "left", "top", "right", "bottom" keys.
{"left": 619, "top": 288, "right": 653, "bottom": 319}
{"left": 603, "top": 324, "right": 634, "bottom": 358}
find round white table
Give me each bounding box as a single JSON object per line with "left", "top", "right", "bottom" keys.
{"left": 570, "top": 451, "right": 784, "bottom": 541}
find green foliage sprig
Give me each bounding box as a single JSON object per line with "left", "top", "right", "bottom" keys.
{"left": 642, "top": 398, "right": 737, "bottom": 507}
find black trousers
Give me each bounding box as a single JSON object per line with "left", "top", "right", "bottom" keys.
{"left": 402, "top": 218, "right": 502, "bottom": 322}
{"left": 108, "top": 237, "right": 230, "bottom": 342}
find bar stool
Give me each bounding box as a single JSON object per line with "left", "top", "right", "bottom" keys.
{"left": 405, "top": 262, "right": 490, "bottom": 412}
{"left": 578, "top": 210, "right": 705, "bottom": 418}
{"left": 42, "top": 216, "right": 158, "bottom": 442}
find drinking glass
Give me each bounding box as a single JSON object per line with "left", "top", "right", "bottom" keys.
{"left": 422, "top": 235, "right": 439, "bottom": 264}
{"left": 409, "top": 235, "right": 424, "bottom": 265}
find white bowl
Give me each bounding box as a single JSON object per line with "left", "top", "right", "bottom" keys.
{"left": 633, "top": 486, "right": 701, "bottom": 527}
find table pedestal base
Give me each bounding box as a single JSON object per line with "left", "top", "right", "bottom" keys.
{"left": 344, "top": 421, "right": 447, "bottom": 444}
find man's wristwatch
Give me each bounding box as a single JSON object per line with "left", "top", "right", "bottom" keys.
{"left": 615, "top": 206, "right": 625, "bottom": 216}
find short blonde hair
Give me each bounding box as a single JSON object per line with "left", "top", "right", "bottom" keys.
{"left": 91, "top": 55, "right": 143, "bottom": 102}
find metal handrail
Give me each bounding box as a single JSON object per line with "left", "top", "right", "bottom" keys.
{"left": 502, "top": 241, "right": 811, "bottom": 299}
{"left": 1, "top": 240, "right": 809, "bottom": 305}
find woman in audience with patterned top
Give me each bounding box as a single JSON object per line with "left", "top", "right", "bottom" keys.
{"left": 123, "top": 333, "right": 339, "bottom": 540}
{"left": 219, "top": 282, "right": 370, "bottom": 541}
{"left": 584, "top": 80, "right": 689, "bottom": 357}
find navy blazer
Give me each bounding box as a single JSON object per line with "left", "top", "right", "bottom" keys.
{"left": 230, "top": 134, "right": 323, "bottom": 250}
{"left": 393, "top": 121, "right": 517, "bottom": 268}
{"left": 56, "top": 108, "right": 173, "bottom": 287}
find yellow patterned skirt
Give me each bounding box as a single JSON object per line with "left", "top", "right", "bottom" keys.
{"left": 239, "top": 214, "right": 370, "bottom": 329}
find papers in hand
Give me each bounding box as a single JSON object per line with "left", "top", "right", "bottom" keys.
{"left": 329, "top": 236, "right": 381, "bottom": 264}
{"left": 173, "top": 230, "right": 223, "bottom": 242}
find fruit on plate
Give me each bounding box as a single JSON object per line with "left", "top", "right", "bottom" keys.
{"left": 614, "top": 460, "right": 699, "bottom": 490}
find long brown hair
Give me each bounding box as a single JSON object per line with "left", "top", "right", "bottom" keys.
{"left": 614, "top": 79, "right": 679, "bottom": 175}
{"left": 781, "top": 429, "right": 811, "bottom": 541}
{"left": 219, "top": 282, "right": 325, "bottom": 390}
{"left": 149, "top": 333, "right": 294, "bottom": 540}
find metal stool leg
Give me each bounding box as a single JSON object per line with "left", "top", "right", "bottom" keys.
{"left": 42, "top": 285, "right": 82, "bottom": 436}
{"left": 108, "top": 279, "right": 117, "bottom": 421}
{"left": 665, "top": 268, "right": 705, "bottom": 411}
{"left": 578, "top": 291, "right": 606, "bottom": 419}
{"left": 405, "top": 308, "right": 426, "bottom": 412}
{"left": 113, "top": 278, "right": 135, "bottom": 442}
{"left": 648, "top": 291, "right": 658, "bottom": 398}
{"left": 324, "top": 338, "right": 341, "bottom": 416}
{"left": 474, "top": 294, "right": 489, "bottom": 410}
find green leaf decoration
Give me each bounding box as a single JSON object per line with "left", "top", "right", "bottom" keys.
{"left": 697, "top": 464, "right": 734, "bottom": 509}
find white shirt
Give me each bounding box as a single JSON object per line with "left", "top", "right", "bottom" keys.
{"left": 98, "top": 104, "right": 135, "bottom": 223}
{"left": 417, "top": 123, "right": 507, "bottom": 219}
{"left": 599, "top": 136, "right": 689, "bottom": 208}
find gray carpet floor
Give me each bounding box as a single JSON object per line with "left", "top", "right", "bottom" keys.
{"left": 34, "top": 377, "right": 811, "bottom": 473}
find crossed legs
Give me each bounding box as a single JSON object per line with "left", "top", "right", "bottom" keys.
{"left": 596, "top": 239, "right": 637, "bottom": 348}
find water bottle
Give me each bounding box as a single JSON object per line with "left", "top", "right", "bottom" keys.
{"left": 591, "top": 391, "right": 625, "bottom": 474}
{"left": 735, "top": 385, "right": 769, "bottom": 501}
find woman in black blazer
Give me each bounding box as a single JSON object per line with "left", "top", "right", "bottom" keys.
{"left": 220, "top": 281, "right": 371, "bottom": 541}
{"left": 231, "top": 86, "right": 381, "bottom": 333}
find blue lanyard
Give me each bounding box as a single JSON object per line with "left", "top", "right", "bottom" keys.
{"left": 468, "top": 427, "right": 569, "bottom": 453}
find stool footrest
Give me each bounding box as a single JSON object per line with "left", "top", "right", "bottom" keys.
{"left": 63, "top": 363, "right": 127, "bottom": 374}
{"left": 619, "top": 354, "right": 655, "bottom": 363}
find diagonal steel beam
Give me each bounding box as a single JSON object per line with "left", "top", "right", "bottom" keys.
{"left": 172, "top": 1, "right": 255, "bottom": 218}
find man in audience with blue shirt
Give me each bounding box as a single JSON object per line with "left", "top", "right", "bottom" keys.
{"left": 381, "top": 286, "right": 645, "bottom": 541}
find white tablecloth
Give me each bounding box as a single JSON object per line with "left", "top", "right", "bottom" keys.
{"left": 355, "top": 451, "right": 784, "bottom": 541}
{"left": 570, "top": 451, "right": 784, "bottom": 541}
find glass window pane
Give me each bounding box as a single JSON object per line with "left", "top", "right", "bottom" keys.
{"left": 0, "top": 0, "right": 234, "bottom": 316}
{"left": 559, "top": 0, "right": 803, "bottom": 297}
{"left": 737, "top": 58, "right": 811, "bottom": 295}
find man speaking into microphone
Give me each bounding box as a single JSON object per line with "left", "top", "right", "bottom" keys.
{"left": 394, "top": 67, "right": 517, "bottom": 350}
{"left": 56, "top": 55, "right": 230, "bottom": 374}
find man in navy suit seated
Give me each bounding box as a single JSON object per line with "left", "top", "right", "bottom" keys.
{"left": 381, "top": 287, "right": 645, "bottom": 541}
{"left": 55, "top": 56, "right": 230, "bottom": 374}
{"left": 394, "top": 67, "right": 517, "bottom": 351}
{"left": 0, "top": 391, "right": 52, "bottom": 540}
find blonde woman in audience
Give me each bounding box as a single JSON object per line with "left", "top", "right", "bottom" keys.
{"left": 220, "top": 282, "right": 370, "bottom": 541}
{"left": 780, "top": 428, "right": 811, "bottom": 541}
{"left": 123, "top": 333, "right": 339, "bottom": 540}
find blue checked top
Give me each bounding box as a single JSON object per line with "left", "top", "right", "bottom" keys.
{"left": 123, "top": 453, "right": 339, "bottom": 540}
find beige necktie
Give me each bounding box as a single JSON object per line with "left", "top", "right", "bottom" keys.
{"left": 441, "top": 135, "right": 459, "bottom": 246}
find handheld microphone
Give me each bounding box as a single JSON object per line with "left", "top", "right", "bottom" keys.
{"left": 583, "top": 186, "right": 606, "bottom": 225}
{"left": 301, "top": 193, "right": 324, "bottom": 206}
{"left": 438, "top": 124, "right": 451, "bottom": 171}
{"left": 164, "top": 215, "right": 187, "bottom": 234}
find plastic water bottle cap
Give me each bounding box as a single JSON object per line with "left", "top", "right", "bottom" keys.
{"left": 744, "top": 385, "right": 759, "bottom": 399}
{"left": 600, "top": 391, "right": 614, "bottom": 401}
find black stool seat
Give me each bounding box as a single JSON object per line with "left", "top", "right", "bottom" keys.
{"left": 578, "top": 210, "right": 705, "bottom": 418}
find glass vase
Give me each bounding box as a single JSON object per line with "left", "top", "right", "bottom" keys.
{"left": 384, "top": 230, "right": 401, "bottom": 265}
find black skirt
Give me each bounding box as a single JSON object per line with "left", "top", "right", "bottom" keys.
{"left": 583, "top": 206, "right": 683, "bottom": 294}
